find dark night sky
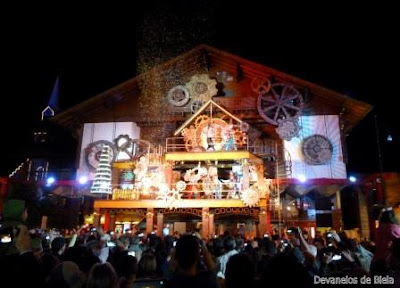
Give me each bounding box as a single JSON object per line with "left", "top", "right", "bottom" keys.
{"left": 1, "top": 3, "right": 399, "bottom": 177}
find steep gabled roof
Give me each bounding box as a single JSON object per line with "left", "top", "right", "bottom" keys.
{"left": 53, "top": 44, "right": 372, "bottom": 134}
{"left": 173, "top": 100, "right": 242, "bottom": 136}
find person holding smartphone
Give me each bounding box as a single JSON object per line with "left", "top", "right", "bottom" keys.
{"left": 169, "top": 234, "right": 218, "bottom": 288}
{"left": 0, "top": 224, "right": 45, "bottom": 287}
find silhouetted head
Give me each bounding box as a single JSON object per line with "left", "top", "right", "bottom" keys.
{"left": 224, "top": 235, "right": 236, "bottom": 251}
{"left": 225, "top": 253, "right": 255, "bottom": 288}
{"left": 379, "top": 207, "right": 399, "bottom": 224}
{"left": 175, "top": 234, "right": 200, "bottom": 270}
{"left": 87, "top": 262, "right": 119, "bottom": 288}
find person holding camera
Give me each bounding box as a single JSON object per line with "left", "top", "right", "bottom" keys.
{"left": 0, "top": 199, "right": 45, "bottom": 287}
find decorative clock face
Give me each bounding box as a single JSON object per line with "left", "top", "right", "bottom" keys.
{"left": 301, "top": 134, "right": 333, "bottom": 165}
{"left": 85, "top": 140, "right": 116, "bottom": 171}
{"left": 196, "top": 119, "right": 229, "bottom": 151}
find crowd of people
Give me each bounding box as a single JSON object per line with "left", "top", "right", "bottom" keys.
{"left": 1, "top": 198, "right": 400, "bottom": 287}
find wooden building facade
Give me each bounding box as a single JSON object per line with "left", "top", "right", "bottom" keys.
{"left": 53, "top": 45, "right": 373, "bottom": 239}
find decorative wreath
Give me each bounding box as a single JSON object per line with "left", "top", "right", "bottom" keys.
{"left": 241, "top": 187, "right": 260, "bottom": 207}
{"left": 275, "top": 117, "right": 301, "bottom": 141}
{"left": 198, "top": 167, "right": 209, "bottom": 177}
{"left": 168, "top": 189, "right": 182, "bottom": 209}
{"left": 156, "top": 188, "right": 182, "bottom": 210}
{"left": 176, "top": 181, "right": 187, "bottom": 192}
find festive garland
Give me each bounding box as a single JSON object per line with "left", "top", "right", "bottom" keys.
{"left": 156, "top": 187, "right": 183, "bottom": 210}
{"left": 165, "top": 189, "right": 182, "bottom": 210}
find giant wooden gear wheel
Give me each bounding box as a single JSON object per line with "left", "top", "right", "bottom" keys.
{"left": 301, "top": 134, "right": 333, "bottom": 165}
{"left": 257, "top": 83, "right": 303, "bottom": 125}
{"left": 168, "top": 85, "right": 190, "bottom": 107}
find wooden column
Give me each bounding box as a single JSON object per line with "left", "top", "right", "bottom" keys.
{"left": 103, "top": 211, "right": 110, "bottom": 231}
{"left": 245, "top": 222, "right": 252, "bottom": 240}
{"left": 242, "top": 160, "right": 250, "bottom": 190}
{"left": 266, "top": 208, "right": 271, "bottom": 233}
{"left": 208, "top": 213, "right": 215, "bottom": 239}
{"left": 217, "top": 224, "right": 224, "bottom": 236}
{"left": 165, "top": 164, "right": 173, "bottom": 189}
{"left": 357, "top": 189, "right": 370, "bottom": 240}
{"left": 109, "top": 214, "right": 116, "bottom": 232}
{"left": 146, "top": 208, "right": 154, "bottom": 235}
{"left": 256, "top": 163, "right": 265, "bottom": 198}
{"left": 332, "top": 191, "right": 343, "bottom": 231}
{"left": 93, "top": 208, "right": 100, "bottom": 228}
{"left": 202, "top": 207, "right": 210, "bottom": 240}
{"left": 258, "top": 207, "right": 268, "bottom": 236}
{"left": 252, "top": 223, "right": 257, "bottom": 239}
{"left": 157, "top": 212, "right": 164, "bottom": 237}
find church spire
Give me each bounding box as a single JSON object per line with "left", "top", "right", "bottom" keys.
{"left": 41, "top": 76, "right": 60, "bottom": 120}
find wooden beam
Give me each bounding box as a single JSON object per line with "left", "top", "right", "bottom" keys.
{"left": 165, "top": 151, "right": 263, "bottom": 164}
{"left": 94, "top": 198, "right": 267, "bottom": 209}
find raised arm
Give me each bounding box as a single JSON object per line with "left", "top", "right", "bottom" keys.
{"left": 297, "top": 227, "right": 311, "bottom": 254}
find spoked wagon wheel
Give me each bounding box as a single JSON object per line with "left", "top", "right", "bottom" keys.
{"left": 257, "top": 83, "right": 303, "bottom": 125}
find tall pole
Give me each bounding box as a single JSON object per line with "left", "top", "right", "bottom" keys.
{"left": 275, "top": 141, "right": 282, "bottom": 237}
{"left": 374, "top": 114, "right": 386, "bottom": 205}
